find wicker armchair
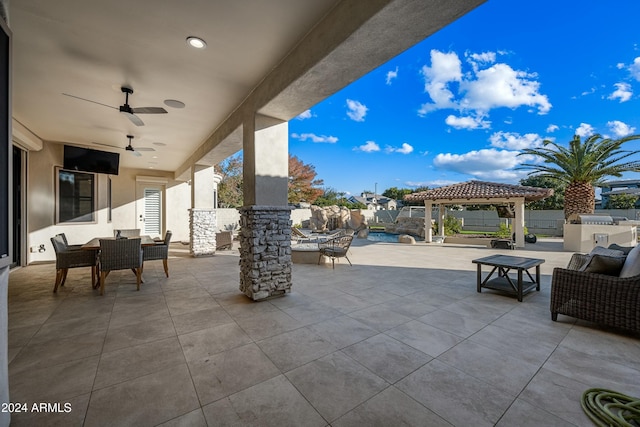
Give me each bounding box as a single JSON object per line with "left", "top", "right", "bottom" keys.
{"left": 550, "top": 252, "right": 640, "bottom": 333}
{"left": 98, "top": 238, "right": 143, "bottom": 295}
{"left": 318, "top": 235, "right": 354, "bottom": 269}
{"left": 114, "top": 228, "right": 141, "bottom": 238}
{"left": 50, "top": 234, "right": 98, "bottom": 292}
{"left": 143, "top": 230, "right": 172, "bottom": 277}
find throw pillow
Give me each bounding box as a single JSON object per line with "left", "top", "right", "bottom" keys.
{"left": 608, "top": 243, "right": 635, "bottom": 255}
{"left": 589, "top": 245, "right": 625, "bottom": 258}
{"left": 579, "top": 254, "right": 626, "bottom": 276}
{"left": 619, "top": 244, "right": 640, "bottom": 278}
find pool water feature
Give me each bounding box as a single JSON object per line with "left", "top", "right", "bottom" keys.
{"left": 366, "top": 231, "right": 423, "bottom": 243}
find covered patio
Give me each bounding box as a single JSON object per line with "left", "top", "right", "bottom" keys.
{"left": 7, "top": 239, "right": 640, "bottom": 426}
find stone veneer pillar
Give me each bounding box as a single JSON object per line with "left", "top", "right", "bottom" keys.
{"left": 238, "top": 205, "right": 292, "bottom": 300}
{"left": 189, "top": 208, "right": 216, "bottom": 257}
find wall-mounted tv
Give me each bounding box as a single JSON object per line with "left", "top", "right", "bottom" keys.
{"left": 63, "top": 145, "right": 120, "bottom": 175}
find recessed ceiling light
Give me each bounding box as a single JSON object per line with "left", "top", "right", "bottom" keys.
{"left": 164, "top": 99, "right": 185, "bottom": 109}
{"left": 186, "top": 36, "right": 207, "bottom": 49}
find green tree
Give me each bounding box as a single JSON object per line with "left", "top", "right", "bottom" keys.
{"left": 518, "top": 134, "right": 640, "bottom": 218}
{"left": 606, "top": 193, "right": 638, "bottom": 209}
{"left": 519, "top": 175, "right": 565, "bottom": 210}
{"left": 314, "top": 187, "right": 365, "bottom": 209}
{"left": 382, "top": 187, "right": 413, "bottom": 200}
{"left": 215, "top": 154, "right": 243, "bottom": 208}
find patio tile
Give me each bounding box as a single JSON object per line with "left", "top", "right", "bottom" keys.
{"left": 386, "top": 320, "right": 463, "bottom": 357}
{"left": 107, "top": 301, "right": 171, "bottom": 329}
{"left": 103, "top": 316, "right": 176, "bottom": 353}
{"left": 396, "top": 359, "right": 513, "bottom": 427}
{"left": 342, "top": 333, "right": 431, "bottom": 383}
{"left": 94, "top": 336, "right": 185, "bottom": 389}
{"left": 187, "top": 343, "right": 280, "bottom": 405}
{"left": 280, "top": 300, "right": 342, "bottom": 326}
{"left": 319, "top": 293, "right": 375, "bottom": 314}
{"left": 178, "top": 323, "right": 253, "bottom": 362}
{"left": 347, "top": 305, "right": 413, "bottom": 332}
{"left": 495, "top": 398, "right": 575, "bottom": 427}
{"left": 171, "top": 306, "right": 234, "bottom": 335}
{"left": 232, "top": 309, "right": 301, "bottom": 341}
{"left": 377, "top": 297, "right": 439, "bottom": 318}
{"left": 286, "top": 351, "right": 388, "bottom": 422}
{"left": 7, "top": 324, "right": 39, "bottom": 347}
{"left": 438, "top": 340, "right": 540, "bottom": 396}
{"left": 441, "top": 299, "right": 510, "bottom": 324}
{"left": 333, "top": 386, "right": 452, "bottom": 427}
{"left": 166, "top": 295, "right": 221, "bottom": 317}
{"left": 84, "top": 363, "right": 199, "bottom": 427}
{"left": 9, "top": 355, "right": 99, "bottom": 403}
{"left": 256, "top": 327, "right": 337, "bottom": 372}
{"left": 202, "top": 375, "right": 326, "bottom": 427}
{"left": 558, "top": 326, "right": 640, "bottom": 372}
{"left": 28, "top": 312, "right": 111, "bottom": 344}
{"left": 417, "top": 308, "right": 488, "bottom": 338}
{"left": 307, "top": 315, "right": 378, "bottom": 349}
{"left": 468, "top": 324, "right": 557, "bottom": 365}
{"left": 156, "top": 409, "right": 207, "bottom": 427}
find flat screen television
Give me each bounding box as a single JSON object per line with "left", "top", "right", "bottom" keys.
{"left": 63, "top": 145, "right": 120, "bottom": 175}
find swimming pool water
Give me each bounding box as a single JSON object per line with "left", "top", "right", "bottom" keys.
{"left": 366, "top": 232, "right": 423, "bottom": 243}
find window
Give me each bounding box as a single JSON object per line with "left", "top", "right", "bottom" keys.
{"left": 57, "top": 168, "right": 96, "bottom": 223}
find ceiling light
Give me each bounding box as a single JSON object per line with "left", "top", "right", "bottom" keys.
{"left": 186, "top": 36, "right": 206, "bottom": 49}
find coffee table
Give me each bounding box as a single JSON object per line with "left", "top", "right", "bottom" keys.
{"left": 472, "top": 254, "right": 545, "bottom": 301}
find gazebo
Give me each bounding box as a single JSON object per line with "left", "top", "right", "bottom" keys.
{"left": 404, "top": 181, "right": 553, "bottom": 248}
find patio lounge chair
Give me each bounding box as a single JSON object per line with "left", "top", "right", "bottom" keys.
{"left": 318, "top": 234, "right": 354, "bottom": 269}
{"left": 98, "top": 237, "right": 143, "bottom": 295}
{"left": 550, "top": 245, "right": 640, "bottom": 333}
{"left": 50, "top": 234, "right": 98, "bottom": 292}
{"left": 142, "top": 230, "right": 172, "bottom": 277}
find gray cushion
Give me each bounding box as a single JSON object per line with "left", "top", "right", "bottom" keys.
{"left": 579, "top": 254, "right": 626, "bottom": 276}
{"left": 619, "top": 244, "right": 640, "bottom": 278}
{"left": 589, "top": 246, "right": 624, "bottom": 257}
{"left": 608, "top": 243, "right": 635, "bottom": 255}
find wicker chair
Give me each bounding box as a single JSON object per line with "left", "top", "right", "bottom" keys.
{"left": 318, "top": 235, "right": 354, "bottom": 269}
{"left": 98, "top": 238, "right": 143, "bottom": 295}
{"left": 216, "top": 231, "right": 233, "bottom": 250}
{"left": 50, "top": 234, "right": 98, "bottom": 292}
{"left": 550, "top": 253, "right": 640, "bottom": 333}
{"left": 57, "top": 232, "right": 83, "bottom": 250}
{"left": 142, "top": 230, "right": 172, "bottom": 277}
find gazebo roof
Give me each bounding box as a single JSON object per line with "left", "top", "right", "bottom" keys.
{"left": 404, "top": 181, "right": 553, "bottom": 203}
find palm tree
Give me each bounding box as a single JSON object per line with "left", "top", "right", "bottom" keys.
{"left": 518, "top": 133, "right": 640, "bottom": 219}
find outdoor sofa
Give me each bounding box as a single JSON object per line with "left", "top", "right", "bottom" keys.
{"left": 550, "top": 244, "right": 640, "bottom": 333}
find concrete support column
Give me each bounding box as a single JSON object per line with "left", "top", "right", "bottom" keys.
{"left": 438, "top": 204, "right": 445, "bottom": 238}
{"left": 514, "top": 199, "right": 525, "bottom": 248}
{"left": 240, "top": 114, "right": 292, "bottom": 300}
{"left": 189, "top": 165, "right": 217, "bottom": 257}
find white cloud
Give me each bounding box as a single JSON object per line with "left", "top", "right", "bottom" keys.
{"left": 355, "top": 141, "right": 380, "bottom": 152}
{"left": 295, "top": 110, "right": 312, "bottom": 120}
{"left": 433, "top": 148, "right": 526, "bottom": 180}
{"left": 385, "top": 143, "right": 414, "bottom": 154}
{"left": 386, "top": 67, "right": 398, "bottom": 85}
{"left": 546, "top": 124, "right": 559, "bottom": 133}
{"left": 445, "top": 114, "right": 491, "bottom": 130}
{"left": 405, "top": 180, "right": 457, "bottom": 188}
{"left": 418, "top": 49, "right": 551, "bottom": 123}
{"left": 630, "top": 57, "right": 640, "bottom": 81}
{"left": 346, "top": 99, "right": 368, "bottom": 121}
{"left": 608, "top": 82, "right": 632, "bottom": 102}
{"left": 575, "top": 123, "right": 594, "bottom": 137}
{"left": 617, "top": 62, "right": 625, "bottom": 69}
{"left": 290, "top": 133, "right": 338, "bottom": 143}
{"left": 489, "top": 131, "right": 543, "bottom": 150}
{"left": 607, "top": 120, "right": 636, "bottom": 137}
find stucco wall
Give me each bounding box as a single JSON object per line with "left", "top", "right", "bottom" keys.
{"left": 26, "top": 142, "right": 192, "bottom": 263}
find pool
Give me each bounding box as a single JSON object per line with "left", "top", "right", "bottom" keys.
{"left": 366, "top": 231, "right": 423, "bottom": 243}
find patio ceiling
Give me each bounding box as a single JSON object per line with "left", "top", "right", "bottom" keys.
{"left": 8, "top": 0, "right": 486, "bottom": 177}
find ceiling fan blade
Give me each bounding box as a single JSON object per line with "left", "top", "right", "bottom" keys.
{"left": 133, "top": 147, "right": 155, "bottom": 152}
{"left": 132, "top": 107, "right": 167, "bottom": 114}
{"left": 63, "top": 93, "right": 118, "bottom": 110}
{"left": 122, "top": 111, "right": 145, "bottom": 126}
{"left": 130, "top": 150, "right": 142, "bottom": 157}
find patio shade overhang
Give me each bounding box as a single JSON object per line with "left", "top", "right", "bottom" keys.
{"left": 404, "top": 181, "right": 553, "bottom": 204}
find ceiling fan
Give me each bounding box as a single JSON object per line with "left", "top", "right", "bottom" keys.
{"left": 93, "top": 135, "right": 155, "bottom": 157}
{"left": 63, "top": 86, "right": 168, "bottom": 126}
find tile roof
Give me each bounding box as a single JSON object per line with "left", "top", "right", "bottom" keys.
{"left": 404, "top": 181, "right": 553, "bottom": 202}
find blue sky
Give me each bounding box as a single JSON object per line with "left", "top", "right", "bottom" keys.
{"left": 288, "top": 0, "right": 640, "bottom": 197}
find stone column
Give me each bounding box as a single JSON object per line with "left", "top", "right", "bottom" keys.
{"left": 240, "top": 115, "right": 291, "bottom": 300}
{"left": 189, "top": 165, "right": 217, "bottom": 256}
{"left": 238, "top": 206, "right": 292, "bottom": 300}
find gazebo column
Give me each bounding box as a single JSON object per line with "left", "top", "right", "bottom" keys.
{"left": 424, "top": 201, "right": 433, "bottom": 242}
{"left": 438, "top": 204, "right": 446, "bottom": 238}
{"left": 514, "top": 199, "right": 525, "bottom": 248}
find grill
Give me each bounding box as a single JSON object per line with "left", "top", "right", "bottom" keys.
{"left": 573, "top": 214, "right": 614, "bottom": 225}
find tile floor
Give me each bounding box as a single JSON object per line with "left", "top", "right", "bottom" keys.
{"left": 6, "top": 238, "right": 640, "bottom": 426}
